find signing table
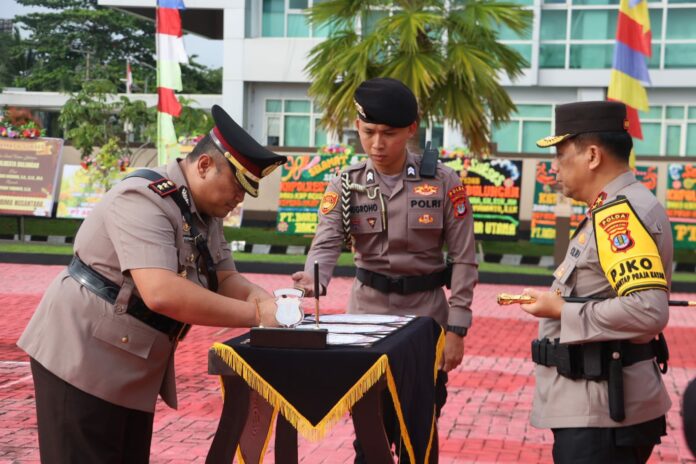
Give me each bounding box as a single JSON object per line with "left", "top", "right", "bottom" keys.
{"left": 205, "top": 315, "right": 444, "bottom": 464}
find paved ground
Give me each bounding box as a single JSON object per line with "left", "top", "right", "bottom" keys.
{"left": 1, "top": 262, "right": 695, "bottom": 463}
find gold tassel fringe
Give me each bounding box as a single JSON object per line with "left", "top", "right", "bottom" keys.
{"left": 212, "top": 343, "right": 389, "bottom": 441}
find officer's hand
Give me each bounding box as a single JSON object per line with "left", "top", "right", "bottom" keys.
{"left": 291, "top": 271, "right": 315, "bottom": 297}
{"left": 519, "top": 288, "right": 563, "bottom": 319}
{"left": 257, "top": 298, "right": 280, "bottom": 328}
{"left": 441, "top": 331, "right": 465, "bottom": 372}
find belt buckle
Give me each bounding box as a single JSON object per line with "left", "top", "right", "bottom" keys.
{"left": 387, "top": 277, "right": 403, "bottom": 294}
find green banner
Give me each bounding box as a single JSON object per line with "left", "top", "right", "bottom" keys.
{"left": 666, "top": 163, "right": 696, "bottom": 249}
{"left": 276, "top": 153, "right": 364, "bottom": 234}
{"left": 444, "top": 158, "right": 522, "bottom": 240}
{"left": 530, "top": 163, "right": 659, "bottom": 244}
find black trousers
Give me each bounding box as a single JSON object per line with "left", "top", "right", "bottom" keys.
{"left": 354, "top": 371, "right": 448, "bottom": 463}
{"left": 551, "top": 415, "right": 666, "bottom": 464}
{"left": 30, "top": 358, "right": 155, "bottom": 464}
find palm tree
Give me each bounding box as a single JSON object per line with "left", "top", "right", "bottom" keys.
{"left": 306, "top": 0, "right": 532, "bottom": 155}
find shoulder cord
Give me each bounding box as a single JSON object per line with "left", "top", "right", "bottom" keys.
{"left": 124, "top": 169, "right": 218, "bottom": 292}
{"left": 340, "top": 172, "right": 387, "bottom": 246}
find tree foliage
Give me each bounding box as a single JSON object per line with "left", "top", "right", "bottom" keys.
{"left": 10, "top": 0, "right": 220, "bottom": 94}
{"left": 305, "top": 0, "right": 533, "bottom": 154}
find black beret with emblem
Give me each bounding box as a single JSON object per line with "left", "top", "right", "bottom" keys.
{"left": 208, "top": 105, "right": 287, "bottom": 198}
{"left": 354, "top": 77, "right": 418, "bottom": 128}
{"left": 537, "top": 101, "right": 630, "bottom": 148}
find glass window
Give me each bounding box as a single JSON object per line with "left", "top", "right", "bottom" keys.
{"left": 647, "top": 48, "right": 661, "bottom": 69}
{"left": 267, "top": 116, "right": 281, "bottom": 146}
{"left": 285, "top": 100, "right": 311, "bottom": 113}
{"left": 432, "top": 124, "right": 444, "bottom": 149}
{"left": 666, "top": 106, "right": 685, "bottom": 119}
{"left": 540, "top": 44, "right": 566, "bottom": 68}
{"left": 497, "top": 22, "right": 532, "bottom": 40}
{"left": 666, "top": 8, "right": 696, "bottom": 39}
{"left": 686, "top": 124, "right": 696, "bottom": 156}
{"left": 664, "top": 44, "right": 696, "bottom": 68}
{"left": 266, "top": 99, "right": 282, "bottom": 112}
{"left": 569, "top": 44, "right": 614, "bottom": 68}
{"left": 289, "top": 0, "right": 308, "bottom": 8}
{"left": 262, "top": 0, "right": 285, "bottom": 37}
{"left": 284, "top": 116, "right": 310, "bottom": 146}
{"left": 492, "top": 121, "right": 520, "bottom": 152}
{"left": 287, "top": 14, "right": 310, "bottom": 37}
{"left": 649, "top": 9, "right": 662, "bottom": 39}
{"left": 315, "top": 119, "right": 327, "bottom": 146}
{"left": 570, "top": 10, "right": 618, "bottom": 40}
{"left": 645, "top": 106, "right": 662, "bottom": 119}
{"left": 522, "top": 121, "right": 552, "bottom": 153}
{"left": 517, "top": 104, "right": 553, "bottom": 118}
{"left": 506, "top": 44, "right": 532, "bottom": 65}
{"left": 633, "top": 123, "right": 661, "bottom": 155}
{"left": 363, "top": 10, "right": 388, "bottom": 35}
{"left": 689, "top": 107, "right": 696, "bottom": 119}
{"left": 540, "top": 10, "right": 567, "bottom": 40}
{"left": 573, "top": 0, "right": 619, "bottom": 4}
{"left": 666, "top": 125, "right": 681, "bottom": 156}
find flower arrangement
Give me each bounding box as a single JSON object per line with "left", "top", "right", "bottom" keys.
{"left": 318, "top": 143, "right": 355, "bottom": 156}
{"left": 0, "top": 108, "right": 45, "bottom": 139}
{"left": 80, "top": 138, "right": 131, "bottom": 191}
{"left": 439, "top": 146, "right": 470, "bottom": 158}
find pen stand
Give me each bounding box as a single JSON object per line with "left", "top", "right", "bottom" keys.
{"left": 250, "top": 288, "right": 327, "bottom": 349}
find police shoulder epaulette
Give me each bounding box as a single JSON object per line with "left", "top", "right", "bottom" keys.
{"left": 147, "top": 178, "right": 178, "bottom": 197}
{"left": 592, "top": 196, "right": 668, "bottom": 296}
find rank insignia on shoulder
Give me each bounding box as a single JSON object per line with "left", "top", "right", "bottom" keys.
{"left": 366, "top": 170, "right": 375, "bottom": 183}
{"left": 406, "top": 165, "right": 417, "bottom": 178}
{"left": 148, "top": 178, "right": 177, "bottom": 197}
{"left": 179, "top": 186, "right": 191, "bottom": 206}
{"left": 448, "top": 185, "right": 468, "bottom": 218}
{"left": 320, "top": 191, "right": 339, "bottom": 215}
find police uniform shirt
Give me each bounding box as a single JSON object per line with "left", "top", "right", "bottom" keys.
{"left": 18, "top": 158, "right": 235, "bottom": 413}
{"left": 305, "top": 151, "right": 478, "bottom": 328}
{"left": 531, "top": 171, "right": 673, "bottom": 428}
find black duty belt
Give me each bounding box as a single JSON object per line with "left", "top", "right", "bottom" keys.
{"left": 532, "top": 335, "right": 669, "bottom": 422}
{"left": 68, "top": 256, "right": 190, "bottom": 341}
{"left": 356, "top": 267, "right": 448, "bottom": 295}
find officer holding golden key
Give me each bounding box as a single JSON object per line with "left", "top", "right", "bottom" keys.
{"left": 501, "top": 101, "right": 673, "bottom": 463}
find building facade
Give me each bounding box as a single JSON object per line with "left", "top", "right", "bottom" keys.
{"left": 100, "top": 0, "right": 696, "bottom": 157}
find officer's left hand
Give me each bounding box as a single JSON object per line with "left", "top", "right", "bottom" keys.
{"left": 441, "top": 331, "right": 465, "bottom": 372}
{"left": 519, "top": 288, "right": 563, "bottom": 319}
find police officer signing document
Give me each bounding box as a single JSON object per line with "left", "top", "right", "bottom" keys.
{"left": 519, "top": 101, "right": 672, "bottom": 463}
{"left": 18, "top": 105, "right": 286, "bottom": 463}
{"left": 292, "top": 78, "right": 478, "bottom": 461}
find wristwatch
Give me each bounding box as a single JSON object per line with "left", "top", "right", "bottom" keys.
{"left": 446, "top": 325, "right": 468, "bottom": 337}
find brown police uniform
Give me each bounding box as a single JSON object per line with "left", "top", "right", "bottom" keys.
{"left": 306, "top": 150, "right": 477, "bottom": 328}
{"left": 18, "top": 158, "right": 233, "bottom": 413}
{"left": 17, "top": 105, "right": 286, "bottom": 463}
{"left": 532, "top": 170, "right": 672, "bottom": 428}
{"left": 532, "top": 101, "right": 672, "bottom": 463}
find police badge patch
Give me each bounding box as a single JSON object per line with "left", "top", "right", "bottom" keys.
{"left": 448, "top": 185, "right": 468, "bottom": 219}
{"left": 320, "top": 191, "right": 339, "bottom": 215}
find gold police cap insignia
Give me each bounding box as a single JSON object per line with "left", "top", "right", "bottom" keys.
{"left": 536, "top": 134, "right": 572, "bottom": 148}
{"left": 354, "top": 100, "right": 366, "bottom": 118}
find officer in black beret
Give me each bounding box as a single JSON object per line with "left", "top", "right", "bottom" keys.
{"left": 293, "top": 77, "right": 478, "bottom": 462}
{"left": 18, "top": 104, "right": 287, "bottom": 462}
{"left": 518, "top": 100, "right": 673, "bottom": 463}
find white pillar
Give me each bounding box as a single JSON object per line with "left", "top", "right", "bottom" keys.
{"left": 222, "top": 1, "right": 246, "bottom": 125}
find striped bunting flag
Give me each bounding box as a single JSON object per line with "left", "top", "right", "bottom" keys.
{"left": 156, "top": 0, "right": 188, "bottom": 164}
{"left": 607, "top": 0, "right": 652, "bottom": 164}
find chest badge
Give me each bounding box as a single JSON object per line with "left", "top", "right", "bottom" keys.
{"left": 367, "top": 217, "right": 377, "bottom": 228}
{"left": 414, "top": 184, "right": 439, "bottom": 196}
{"left": 577, "top": 232, "right": 586, "bottom": 245}
{"left": 418, "top": 213, "right": 435, "bottom": 224}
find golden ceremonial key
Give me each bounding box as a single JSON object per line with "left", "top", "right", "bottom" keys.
{"left": 496, "top": 293, "right": 536, "bottom": 305}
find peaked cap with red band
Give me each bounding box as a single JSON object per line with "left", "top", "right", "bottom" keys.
{"left": 209, "top": 105, "right": 287, "bottom": 198}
